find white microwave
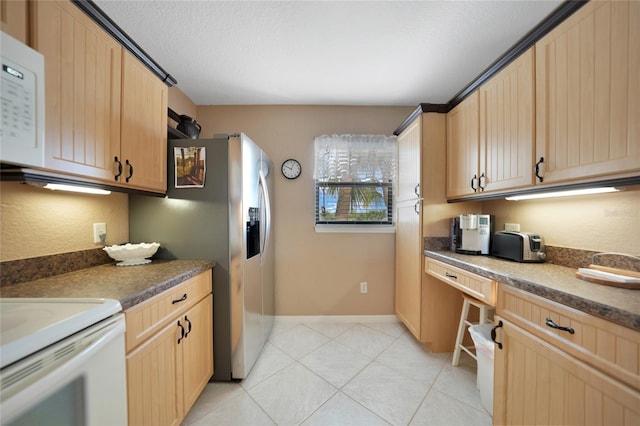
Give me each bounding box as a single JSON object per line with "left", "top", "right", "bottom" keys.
{"left": 0, "top": 31, "right": 45, "bottom": 168}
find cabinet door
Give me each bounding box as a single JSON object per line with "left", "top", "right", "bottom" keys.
{"left": 396, "top": 118, "right": 422, "bottom": 202}
{"left": 494, "top": 317, "right": 640, "bottom": 426}
{"left": 395, "top": 200, "right": 422, "bottom": 339}
{"left": 395, "top": 118, "right": 423, "bottom": 340}
{"left": 1, "top": 0, "right": 29, "bottom": 44}
{"left": 32, "top": 0, "right": 122, "bottom": 181}
{"left": 535, "top": 0, "right": 640, "bottom": 184}
{"left": 179, "top": 294, "right": 213, "bottom": 416}
{"left": 479, "top": 49, "right": 535, "bottom": 192}
{"left": 446, "top": 92, "right": 479, "bottom": 198}
{"left": 121, "top": 50, "right": 168, "bottom": 192}
{"left": 127, "top": 319, "right": 181, "bottom": 426}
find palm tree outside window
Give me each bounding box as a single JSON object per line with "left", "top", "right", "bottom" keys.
{"left": 313, "top": 134, "right": 396, "bottom": 225}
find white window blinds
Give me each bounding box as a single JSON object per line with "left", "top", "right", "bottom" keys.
{"left": 313, "top": 134, "right": 396, "bottom": 226}
{"left": 313, "top": 134, "right": 397, "bottom": 183}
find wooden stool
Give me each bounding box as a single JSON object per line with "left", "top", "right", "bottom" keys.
{"left": 452, "top": 294, "right": 495, "bottom": 366}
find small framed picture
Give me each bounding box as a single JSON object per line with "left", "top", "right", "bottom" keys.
{"left": 174, "top": 147, "right": 206, "bottom": 188}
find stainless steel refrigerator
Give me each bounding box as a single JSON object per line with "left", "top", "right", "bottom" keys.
{"left": 129, "top": 133, "right": 274, "bottom": 381}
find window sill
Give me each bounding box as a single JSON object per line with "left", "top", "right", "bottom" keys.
{"left": 314, "top": 224, "right": 396, "bottom": 234}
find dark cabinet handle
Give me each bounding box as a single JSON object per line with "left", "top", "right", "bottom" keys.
{"left": 535, "top": 157, "right": 544, "bottom": 182}
{"left": 470, "top": 174, "right": 478, "bottom": 192}
{"left": 545, "top": 318, "right": 575, "bottom": 334}
{"left": 125, "top": 159, "right": 134, "bottom": 182}
{"left": 172, "top": 293, "right": 187, "bottom": 304}
{"left": 177, "top": 320, "right": 185, "bottom": 344}
{"left": 114, "top": 156, "right": 123, "bottom": 181}
{"left": 184, "top": 315, "right": 192, "bottom": 338}
{"left": 445, "top": 272, "right": 458, "bottom": 279}
{"left": 491, "top": 320, "right": 503, "bottom": 350}
{"left": 414, "top": 201, "right": 420, "bottom": 215}
{"left": 479, "top": 172, "right": 486, "bottom": 191}
{"left": 414, "top": 183, "right": 420, "bottom": 197}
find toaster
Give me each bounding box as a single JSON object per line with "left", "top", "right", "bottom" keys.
{"left": 491, "top": 231, "right": 546, "bottom": 263}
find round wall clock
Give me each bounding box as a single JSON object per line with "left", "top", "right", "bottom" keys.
{"left": 281, "top": 159, "right": 302, "bottom": 179}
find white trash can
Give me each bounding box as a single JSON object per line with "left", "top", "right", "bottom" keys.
{"left": 469, "top": 323, "right": 495, "bottom": 415}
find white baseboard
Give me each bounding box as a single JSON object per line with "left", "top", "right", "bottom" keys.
{"left": 274, "top": 315, "right": 399, "bottom": 324}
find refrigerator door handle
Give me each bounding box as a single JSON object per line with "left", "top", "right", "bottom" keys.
{"left": 258, "top": 170, "right": 272, "bottom": 266}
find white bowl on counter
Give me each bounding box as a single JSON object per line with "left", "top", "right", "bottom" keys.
{"left": 103, "top": 242, "right": 160, "bottom": 266}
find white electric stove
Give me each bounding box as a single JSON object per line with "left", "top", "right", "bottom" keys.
{"left": 0, "top": 298, "right": 122, "bottom": 368}
{"left": 0, "top": 298, "right": 128, "bottom": 425}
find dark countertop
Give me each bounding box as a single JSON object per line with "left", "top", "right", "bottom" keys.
{"left": 424, "top": 250, "right": 640, "bottom": 331}
{"left": 0, "top": 259, "right": 215, "bottom": 310}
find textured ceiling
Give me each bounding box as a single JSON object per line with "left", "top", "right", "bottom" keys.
{"left": 94, "top": 0, "right": 564, "bottom": 106}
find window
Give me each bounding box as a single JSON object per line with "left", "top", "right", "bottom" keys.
{"left": 313, "top": 134, "right": 396, "bottom": 228}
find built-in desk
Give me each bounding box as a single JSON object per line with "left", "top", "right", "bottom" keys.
{"left": 425, "top": 257, "right": 496, "bottom": 306}
{"left": 424, "top": 250, "right": 639, "bottom": 331}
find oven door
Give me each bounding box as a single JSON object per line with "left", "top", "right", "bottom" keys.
{"left": 0, "top": 314, "right": 127, "bottom": 425}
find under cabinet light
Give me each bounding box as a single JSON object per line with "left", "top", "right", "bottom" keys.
{"left": 505, "top": 187, "right": 619, "bottom": 201}
{"left": 43, "top": 183, "right": 111, "bottom": 195}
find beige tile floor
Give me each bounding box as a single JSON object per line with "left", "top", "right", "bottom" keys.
{"left": 182, "top": 317, "right": 492, "bottom": 426}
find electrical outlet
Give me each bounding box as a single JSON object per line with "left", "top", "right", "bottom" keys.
{"left": 504, "top": 223, "right": 520, "bottom": 232}
{"left": 360, "top": 282, "right": 368, "bottom": 294}
{"left": 93, "top": 223, "right": 106, "bottom": 244}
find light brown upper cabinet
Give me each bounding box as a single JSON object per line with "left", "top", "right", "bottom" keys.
{"left": 120, "top": 51, "right": 168, "bottom": 192}
{"left": 32, "top": 0, "right": 122, "bottom": 183}
{"left": 446, "top": 91, "right": 480, "bottom": 198}
{"left": 447, "top": 0, "right": 640, "bottom": 199}
{"left": 30, "top": 0, "right": 168, "bottom": 193}
{"left": 1, "top": 0, "right": 29, "bottom": 44}
{"left": 479, "top": 49, "right": 535, "bottom": 193}
{"left": 535, "top": 0, "right": 640, "bottom": 184}
{"left": 447, "top": 49, "right": 535, "bottom": 200}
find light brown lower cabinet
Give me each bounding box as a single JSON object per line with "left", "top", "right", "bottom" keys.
{"left": 179, "top": 294, "right": 214, "bottom": 415}
{"left": 125, "top": 271, "right": 213, "bottom": 426}
{"left": 127, "top": 315, "right": 181, "bottom": 426}
{"left": 494, "top": 284, "right": 640, "bottom": 425}
{"left": 493, "top": 317, "right": 640, "bottom": 425}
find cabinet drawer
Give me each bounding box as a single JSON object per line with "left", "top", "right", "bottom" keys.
{"left": 425, "top": 258, "right": 496, "bottom": 306}
{"left": 497, "top": 283, "right": 640, "bottom": 391}
{"left": 125, "top": 271, "right": 212, "bottom": 352}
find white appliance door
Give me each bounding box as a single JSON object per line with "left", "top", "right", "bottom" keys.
{"left": 0, "top": 314, "right": 127, "bottom": 426}
{"left": 0, "top": 31, "right": 45, "bottom": 168}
